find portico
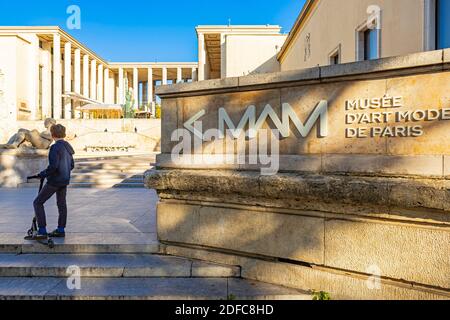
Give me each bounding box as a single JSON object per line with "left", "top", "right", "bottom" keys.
{"left": 109, "top": 62, "right": 198, "bottom": 115}
{"left": 0, "top": 27, "right": 198, "bottom": 121}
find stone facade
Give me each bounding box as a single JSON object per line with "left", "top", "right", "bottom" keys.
{"left": 146, "top": 50, "right": 450, "bottom": 299}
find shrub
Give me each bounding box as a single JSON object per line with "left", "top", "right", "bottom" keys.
{"left": 155, "top": 104, "right": 161, "bottom": 119}
{"left": 312, "top": 291, "right": 331, "bottom": 300}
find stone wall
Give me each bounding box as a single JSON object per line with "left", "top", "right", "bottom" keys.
{"left": 0, "top": 119, "right": 161, "bottom": 155}
{"left": 0, "top": 149, "right": 48, "bottom": 187}
{"left": 146, "top": 50, "right": 450, "bottom": 299}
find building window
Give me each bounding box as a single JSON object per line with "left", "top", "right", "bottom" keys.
{"left": 329, "top": 44, "right": 341, "bottom": 65}
{"left": 437, "top": 0, "right": 450, "bottom": 49}
{"left": 356, "top": 17, "right": 381, "bottom": 61}
{"left": 364, "top": 29, "right": 379, "bottom": 60}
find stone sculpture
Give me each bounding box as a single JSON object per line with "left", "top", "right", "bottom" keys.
{"left": 0, "top": 118, "right": 56, "bottom": 150}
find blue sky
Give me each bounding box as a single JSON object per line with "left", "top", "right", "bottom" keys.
{"left": 0, "top": 0, "right": 306, "bottom": 62}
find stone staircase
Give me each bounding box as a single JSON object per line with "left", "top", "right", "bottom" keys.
{"left": 21, "top": 156, "right": 154, "bottom": 189}
{"left": 0, "top": 240, "right": 311, "bottom": 300}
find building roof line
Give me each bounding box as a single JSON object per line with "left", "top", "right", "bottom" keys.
{"left": 196, "top": 25, "right": 281, "bottom": 28}
{"left": 57, "top": 27, "right": 110, "bottom": 65}
{"left": 195, "top": 25, "right": 282, "bottom": 35}
{"left": 276, "top": 0, "right": 317, "bottom": 62}
{"left": 0, "top": 26, "right": 109, "bottom": 65}
{"left": 0, "top": 26, "right": 197, "bottom": 69}
{"left": 109, "top": 62, "right": 198, "bottom": 65}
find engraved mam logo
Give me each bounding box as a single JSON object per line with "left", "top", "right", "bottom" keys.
{"left": 183, "top": 100, "right": 329, "bottom": 140}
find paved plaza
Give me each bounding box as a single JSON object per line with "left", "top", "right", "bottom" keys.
{"left": 0, "top": 188, "right": 158, "bottom": 250}
{"left": 0, "top": 187, "right": 311, "bottom": 300}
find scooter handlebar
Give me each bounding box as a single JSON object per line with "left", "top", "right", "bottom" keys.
{"left": 27, "top": 175, "right": 41, "bottom": 181}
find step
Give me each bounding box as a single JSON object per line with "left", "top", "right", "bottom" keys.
{"left": 0, "top": 277, "right": 311, "bottom": 300}
{"left": 75, "top": 164, "right": 151, "bottom": 170}
{"left": 72, "top": 169, "right": 148, "bottom": 175}
{"left": 0, "top": 233, "right": 159, "bottom": 254}
{"left": 74, "top": 155, "right": 157, "bottom": 162}
{"left": 70, "top": 183, "right": 145, "bottom": 189}
{"left": 70, "top": 173, "right": 144, "bottom": 179}
{"left": 69, "top": 176, "right": 144, "bottom": 183}
{"left": 0, "top": 254, "right": 240, "bottom": 278}
{"left": 18, "top": 182, "right": 145, "bottom": 189}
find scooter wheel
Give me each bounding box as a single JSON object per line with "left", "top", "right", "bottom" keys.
{"left": 27, "top": 229, "right": 33, "bottom": 237}
{"left": 48, "top": 239, "right": 55, "bottom": 249}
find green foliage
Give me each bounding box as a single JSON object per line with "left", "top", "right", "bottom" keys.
{"left": 312, "top": 290, "right": 331, "bottom": 300}
{"left": 122, "top": 90, "right": 135, "bottom": 119}
{"left": 227, "top": 294, "right": 236, "bottom": 301}
{"left": 155, "top": 104, "right": 161, "bottom": 119}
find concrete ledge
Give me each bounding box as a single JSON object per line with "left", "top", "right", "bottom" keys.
{"left": 238, "top": 67, "right": 320, "bottom": 88}
{"left": 322, "top": 154, "right": 444, "bottom": 177}
{"left": 444, "top": 48, "right": 450, "bottom": 65}
{"left": 0, "top": 149, "right": 48, "bottom": 158}
{"left": 145, "top": 169, "right": 450, "bottom": 213}
{"left": 320, "top": 50, "right": 443, "bottom": 79}
{"left": 157, "top": 199, "right": 449, "bottom": 288}
{"left": 156, "top": 153, "right": 446, "bottom": 178}
{"left": 162, "top": 244, "right": 450, "bottom": 300}
{"left": 155, "top": 50, "right": 446, "bottom": 97}
{"left": 445, "top": 156, "right": 450, "bottom": 178}
{"left": 0, "top": 149, "right": 48, "bottom": 187}
{"left": 156, "top": 77, "right": 239, "bottom": 97}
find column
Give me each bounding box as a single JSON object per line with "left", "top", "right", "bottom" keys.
{"left": 198, "top": 33, "right": 205, "bottom": 81}
{"left": 148, "top": 67, "right": 154, "bottom": 116}
{"left": 42, "top": 42, "right": 52, "bottom": 119}
{"left": 74, "top": 49, "right": 81, "bottom": 94}
{"left": 52, "top": 33, "right": 62, "bottom": 119}
{"left": 147, "top": 67, "right": 153, "bottom": 104}
{"left": 74, "top": 49, "right": 81, "bottom": 118}
{"left": 220, "top": 34, "right": 226, "bottom": 79}
{"left": 118, "top": 67, "right": 124, "bottom": 104}
{"left": 162, "top": 67, "right": 167, "bottom": 85}
{"left": 142, "top": 81, "right": 147, "bottom": 108}
{"left": 133, "top": 67, "right": 138, "bottom": 109}
{"left": 97, "top": 64, "right": 104, "bottom": 102}
{"left": 104, "top": 67, "right": 109, "bottom": 104}
{"left": 90, "top": 59, "right": 97, "bottom": 100}
{"left": 83, "top": 54, "right": 89, "bottom": 97}
{"left": 177, "top": 67, "right": 182, "bottom": 83}
{"left": 63, "top": 42, "right": 72, "bottom": 119}
{"left": 30, "top": 36, "right": 39, "bottom": 120}
{"left": 191, "top": 67, "right": 197, "bottom": 82}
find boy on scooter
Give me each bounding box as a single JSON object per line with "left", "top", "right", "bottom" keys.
{"left": 27, "top": 124, "right": 75, "bottom": 240}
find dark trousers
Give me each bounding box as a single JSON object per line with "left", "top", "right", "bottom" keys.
{"left": 33, "top": 183, "right": 68, "bottom": 229}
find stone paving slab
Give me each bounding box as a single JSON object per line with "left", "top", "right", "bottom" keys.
{"left": 227, "top": 278, "right": 311, "bottom": 300}
{"left": 122, "top": 254, "right": 192, "bottom": 277}
{"left": 0, "top": 277, "right": 310, "bottom": 300}
{"left": 0, "top": 233, "right": 159, "bottom": 254}
{"left": 0, "top": 188, "right": 158, "bottom": 252}
{"left": 192, "top": 261, "right": 240, "bottom": 278}
{"left": 0, "top": 277, "right": 63, "bottom": 299}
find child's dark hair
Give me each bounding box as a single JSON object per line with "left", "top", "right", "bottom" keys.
{"left": 50, "top": 124, "right": 66, "bottom": 139}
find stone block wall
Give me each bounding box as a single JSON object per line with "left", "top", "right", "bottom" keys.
{"left": 147, "top": 50, "right": 450, "bottom": 299}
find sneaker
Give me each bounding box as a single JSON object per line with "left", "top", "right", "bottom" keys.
{"left": 48, "top": 229, "right": 65, "bottom": 238}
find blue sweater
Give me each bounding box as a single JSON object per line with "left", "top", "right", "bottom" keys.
{"left": 39, "top": 140, "right": 75, "bottom": 187}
